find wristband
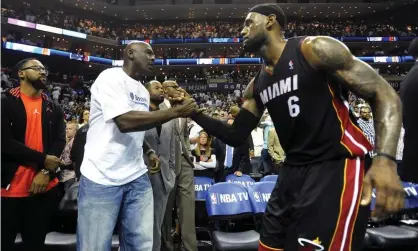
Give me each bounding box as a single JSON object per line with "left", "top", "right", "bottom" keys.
{"left": 146, "top": 149, "right": 155, "bottom": 156}
{"left": 375, "top": 152, "right": 397, "bottom": 163}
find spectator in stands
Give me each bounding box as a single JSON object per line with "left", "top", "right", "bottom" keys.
{"left": 259, "top": 114, "right": 275, "bottom": 174}
{"left": 357, "top": 105, "right": 375, "bottom": 156}
{"left": 52, "top": 86, "right": 60, "bottom": 102}
{"left": 78, "top": 108, "right": 89, "bottom": 128}
{"left": 267, "top": 127, "right": 285, "bottom": 170}
{"left": 192, "top": 131, "right": 215, "bottom": 164}
{"left": 212, "top": 118, "right": 253, "bottom": 182}
{"left": 59, "top": 121, "right": 78, "bottom": 192}
{"left": 1, "top": 58, "right": 65, "bottom": 251}
{"left": 396, "top": 126, "right": 405, "bottom": 174}
{"left": 251, "top": 125, "right": 264, "bottom": 158}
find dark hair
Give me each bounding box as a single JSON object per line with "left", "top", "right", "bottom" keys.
{"left": 408, "top": 37, "right": 418, "bottom": 59}
{"left": 14, "top": 58, "right": 38, "bottom": 77}
{"left": 249, "top": 4, "right": 287, "bottom": 29}
{"left": 78, "top": 109, "right": 89, "bottom": 124}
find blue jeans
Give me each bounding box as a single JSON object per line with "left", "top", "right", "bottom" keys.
{"left": 77, "top": 174, "right": 153, "bottom": 251}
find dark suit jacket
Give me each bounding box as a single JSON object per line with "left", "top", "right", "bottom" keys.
{"left": 212, "top": 136, "right": 253, "bottom": 174}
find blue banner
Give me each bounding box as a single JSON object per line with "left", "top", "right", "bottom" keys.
{"left": 4, "top": 42, "right": 416, "bottom": 66}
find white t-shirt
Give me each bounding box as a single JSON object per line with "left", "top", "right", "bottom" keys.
{"left": 80, "top": 67, "right": 149, "bottom": 186}
{"left": 234, "top": 89, "right": 241, "bottom": 98}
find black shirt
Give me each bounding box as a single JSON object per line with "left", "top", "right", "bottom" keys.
{"left": 253, "top": 37, "right": 372, "bottom": 165}
{"left": 71, "top": 124, "right": 89, "bottom": 178}
{"left": 400, "top": 61, "right": 418, "bottom": 182}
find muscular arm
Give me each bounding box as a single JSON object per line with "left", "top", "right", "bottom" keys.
{"left": 301, "top": 36, "right": 402, "bottom": 157}
{"left": 114, "top": 108, "right": 180, "bottom": 133}
{"left": 191, "top": 79, "right": 264, "bottom": 147}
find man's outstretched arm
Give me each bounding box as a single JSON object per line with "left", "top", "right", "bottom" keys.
{"left": 301, "top": 36, "right": 404, "bottom": 217}
{"left": 191, "top": 79, "right": 264, "bottom": 147}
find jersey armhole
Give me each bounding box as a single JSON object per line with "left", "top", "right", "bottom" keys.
{"left": 250, "top": 68, "right": 266, "bottom": 114}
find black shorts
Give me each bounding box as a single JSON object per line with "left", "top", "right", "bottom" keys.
{"left": 259, "top": 157, "right": 370, "bottom": 251}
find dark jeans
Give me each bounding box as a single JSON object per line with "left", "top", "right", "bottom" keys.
{"left": 1, "top": 186, "right": 60, "bottom": 251}
{"left": 259, "top": 149, "right": 275, "bottom": 175}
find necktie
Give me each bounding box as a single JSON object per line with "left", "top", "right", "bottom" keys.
{"left": 224, "top": 145, "right": 233, "bottom": 168}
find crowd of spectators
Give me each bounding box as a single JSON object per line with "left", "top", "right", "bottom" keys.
{"left": 2, "top": 3, "right": 417, "bottom": 42}
{"left": 2, "top": 63, "right": 406, "bottom": 125}
{"left": 1, "top": 30, "right": 410, "bottom": 60}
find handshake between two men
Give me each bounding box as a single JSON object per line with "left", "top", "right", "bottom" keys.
{"left": 166, "top": 86, "right": 202, "bottom": 118}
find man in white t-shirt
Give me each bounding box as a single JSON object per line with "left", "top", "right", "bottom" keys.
{"left": 77, "top": 42, "right": 198, "bottom": 251}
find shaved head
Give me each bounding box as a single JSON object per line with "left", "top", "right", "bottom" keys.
{"left": 122, "top": 41, "right": 155, "bottom": 77}
{"left": 162, "top": 80, "right": 177, "bottom": 87}
{"left": 123, "top": 41, "right": 152, "bottom": 60}
{"left": 162, "top": 80, "right": 180, "bottom": 99}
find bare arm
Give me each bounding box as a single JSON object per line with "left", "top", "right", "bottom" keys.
{"left": 191, "top": 78, "right": 264, "bottom": 147}
{"left": 114, "top": 109, "right": 180, "bottom": 133}
{"left": 301, "top": 36, "right": 401, "bottom": 157}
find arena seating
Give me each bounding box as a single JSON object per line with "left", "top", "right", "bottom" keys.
{"left": 366, "top": 226, "right": 418, "bottom": 249}
{"left": 11, "top": 175, "right": 418, "bottom": 251}
{"left": 259, "top": 175, "right": 278, "bottom": 183}
{"left": 206, "top": 183, "right": 259, "bottom": 251}
{"left": 225, "top": 174, "right": 255, "bottom": 188}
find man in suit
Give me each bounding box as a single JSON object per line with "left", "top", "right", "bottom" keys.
{"left": 161, "top": 80, "right": 197, "bottom": 251}
{"left": 144, "top": 80, "right": 176, "bottom": 251}
{"left": 213, "top": 117, "right": 254, "bottom": 182}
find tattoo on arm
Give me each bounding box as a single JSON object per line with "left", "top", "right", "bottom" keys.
{"left": 302, "top": 36, "right": 402, "bottom": 156}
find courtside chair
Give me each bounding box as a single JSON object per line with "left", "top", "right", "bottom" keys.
{"left": 206, "top": 182, "right": 259, "bottom": 251}
{"left": 247, "top": 181, "right": 276, "bottom": 231}
{"left": 260, "top": 175, "right": 279, "bottom": 183}
{"left": 225, "top": 174, "right": 255, "bottom": 188}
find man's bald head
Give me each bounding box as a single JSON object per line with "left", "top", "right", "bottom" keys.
{"left": 162, "top": 79, "right": 177, "bottom": 87}
{"left": 123, "top": 41, "right": 151, "bottom": 60}
{"left": 162, "top": 80, "right": 181, "bottom": 99}
{"left": 145, "top": 80, "right": 161, "bottom": 91}
{"left": 122, "top": 41, "right": 155, "bottom": 75}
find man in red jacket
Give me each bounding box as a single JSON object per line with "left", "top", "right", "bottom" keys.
{"left": 1, "top": 58, "right": 66, "bottom": 251}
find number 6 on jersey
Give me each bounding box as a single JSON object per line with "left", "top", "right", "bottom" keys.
{"left": 288, "top": 96, "right": 300, "bottom": 117}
